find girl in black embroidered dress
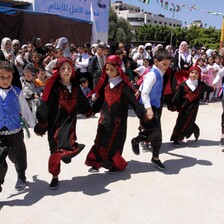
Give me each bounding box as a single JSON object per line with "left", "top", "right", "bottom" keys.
{"left": 85, "top": 55, "right": 146, "bottom": 173}
{"left": 170, "top": 65, "right": 213, "bottom": 146}
{"left": 34, "top": 57, "right": 92, "bottom": 189}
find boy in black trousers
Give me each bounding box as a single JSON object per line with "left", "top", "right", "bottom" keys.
{"left": 0, "top": 61, "right": 36, "bottom": 192}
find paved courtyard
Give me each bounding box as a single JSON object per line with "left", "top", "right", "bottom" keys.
{"left": 0, "top": 101, "right": 224, "bottom": 224}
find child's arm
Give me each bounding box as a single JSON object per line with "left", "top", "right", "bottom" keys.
{"left": 19, "top": 92, "right": 36, "bottom": 128}
{"left": 213, "top": 67, "right": 224, "bottom": 86}
{"left": 140, "top": 72, "right": 156, "bottom": 119}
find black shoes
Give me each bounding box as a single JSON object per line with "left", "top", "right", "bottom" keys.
{"left": 173, "top": 140, "right": 179, "bottom": 147}
{"left": 49, "top": 177, "right": 59, "bottom": 190}
{"left": 88, "top": 166, "right": 99, "bottom": 173}
{"left": 194, "top": 126, "right": 200, "bottom": 141}
{"left": 131, "top": 138, "right": 140, "bottom": 155}
{"left": 219, "top": 138, "right": 224, "bottom": 147}
{"left": 107, "top": 168, "right": 119, "bottom": 174}
{"left": 151, "top": 158, "right": 165, "bottom": 170}
{"left": 15, "top": 178, "right": 26, "bottom": 191}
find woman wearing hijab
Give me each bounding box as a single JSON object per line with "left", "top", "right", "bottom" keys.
{"left": 34, "top": 57, "right": 92, "bottom": 190}
{"left": 0, "top": 37, "right": 14, "bottom": 63}
{"left": 170, "top": 65, "right": 213, "bottom": 146}
{"left": 56, "top": 37, "right": 72, "bottom": 59}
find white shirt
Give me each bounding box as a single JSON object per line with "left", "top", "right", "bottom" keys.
{"left": 140, "top": 65, "right": 164, "bottom": 109}
{"left": 213, "top": 67, "right": 224, "bottom": 85}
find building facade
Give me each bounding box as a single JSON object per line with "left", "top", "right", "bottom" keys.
{"left": 111, "top": 1, "right": 182, "bottom": 28}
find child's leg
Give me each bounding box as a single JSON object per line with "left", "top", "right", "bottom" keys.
{"left": 0, "top": 138, "right": 10, "bottom": 190}
{"left": 8, "top": 131, "right": 27, "bottom": 182}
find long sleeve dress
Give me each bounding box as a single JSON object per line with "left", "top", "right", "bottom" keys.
{"left": 170, "top": 81, "right": 213, "bottom": 142}
{"left": 36, "top": 80, "right": 92, "bottom": 176}
{"left": 85, "top": 81, "right": 146, "bottom": 171}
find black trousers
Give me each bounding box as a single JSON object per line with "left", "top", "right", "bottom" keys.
{"left": 136, "top": 106, "right": 162, "bottom": 158}
{"left": 0, "top": 130, "right": 27, "bottom": 185}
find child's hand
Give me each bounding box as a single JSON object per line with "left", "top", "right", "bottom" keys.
{"left": 146, "top": 108, "right": 154, "bottom": 120}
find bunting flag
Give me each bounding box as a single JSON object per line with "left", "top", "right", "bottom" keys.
{"left": 160, "top": 0, "right": 164, "bottom": 8}
{"left": 164, "top": 1, "right": 169, "bottom": 10}
{"left": 139, "top": 0, "right": 224, "bottom": 17}
{"left": 176, "top": 5, "right": 181, "bottom": 12}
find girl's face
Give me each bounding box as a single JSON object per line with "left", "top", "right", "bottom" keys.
{"left": 189, "top": 70, "right": 199, "bottom": 80}
{"left": 59, "top": 62, "right": 72, "bottom": 83}
{"left": 215, "top": 57, "right": 221, "bottom": 65}
{"left": 106, "top": 63, "right": 118, "bottom": 79}
{"left": 208, "top": 57, "right": 213, "bottom": 65}
{"left": 5, "top": 40, "right": 12, "bottom": 51}
{"left": 198, "top": 60, "right": 204, "bottom": 66}
{"left": 27, "top": 43, "right": 36, "bottom": 53}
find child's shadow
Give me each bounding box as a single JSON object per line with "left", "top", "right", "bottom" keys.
{"left": 0, "top": 160, "right": 152, "bottom": 209}
{"left": 161, "top": 139, "right": 220, "bottom": 153}
{"left": 163, "top": 152, "right": 212, "bottom": 175}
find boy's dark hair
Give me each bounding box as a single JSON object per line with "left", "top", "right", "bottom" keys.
{"left": 115, "top": 49, "right": 123, "bottom": 56}
{"left": 0, "top": 61, "right": 14, "bottom": 73}
{"left": 154, "top": 49, "right": 172, "bottom": 62}
{"left": 23, "top": 62, "right": 35, "bottom": 74}
{"left": 79, "top": 77, "right": 88, "bottom": 84}
{"left": 37, "top": 64, "right": 46, "bottom": 72}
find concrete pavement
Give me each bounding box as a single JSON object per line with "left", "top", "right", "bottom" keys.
{"left": 0, "top": 101, "right": 224, "bottom": 224}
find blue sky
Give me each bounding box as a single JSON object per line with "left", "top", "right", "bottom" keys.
{"left": 111, "top": 0, "right": 224, "bottom": 29}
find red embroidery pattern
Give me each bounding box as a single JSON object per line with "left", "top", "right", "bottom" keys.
{"left": 98, "top": 118, "right": 121, "bottom": 160}
{"left": 58, "top": 87, "right": 77, "bottom": 114}
{"left": 105, "top": 82, "right": 124, "bottom": 109}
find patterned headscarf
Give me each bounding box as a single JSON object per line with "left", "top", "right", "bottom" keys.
{"left": 90, "top": 55, "right": 134, "bottom": 97}
{"left": 189, "top": 65, "right": 201, "bottom": 80}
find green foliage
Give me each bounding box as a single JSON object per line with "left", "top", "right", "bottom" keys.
{"left": 108, "top": 8, "right": 134, "bottom": 46}
{"left": 135, "top": 24, "right": 221, "bottom": 50}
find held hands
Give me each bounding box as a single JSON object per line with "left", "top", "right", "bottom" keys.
{"left": 34, "top": 122, "right": 48, "bottom": 137}
{"left": 146, "top": 108, "right": 154, "bottom": 120}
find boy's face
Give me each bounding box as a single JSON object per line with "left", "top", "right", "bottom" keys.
{"left": 38, "top": 70, "right": 46, "bottom": 79}
{"left": 0, "top": 69, "right": 13, "bottom": 89}
{"left": 24, "top": 71, "right": 33, "bottom": 81}
{"left": 81, "top": 81, "right": 89, "bottom": 88}
{"left": 154, "top": 59, "right": 171, "bottom": 73}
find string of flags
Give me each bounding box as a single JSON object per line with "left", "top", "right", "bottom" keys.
{"left": 139, "top": 0, "right": 224, "bottom": 16}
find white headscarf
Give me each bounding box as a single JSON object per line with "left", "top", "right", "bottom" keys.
{"left": 1, "top": 37, "right": 14, "bottom": 63}
{"left": 56, "top": 37, "right": 71, "bottom": 59}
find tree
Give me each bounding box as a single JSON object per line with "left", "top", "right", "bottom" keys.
{"left": 135, "top": 24, "right": 221, "bottom": 50}
{"left": 108, "top": 8, "right": 134, "bottom": 47}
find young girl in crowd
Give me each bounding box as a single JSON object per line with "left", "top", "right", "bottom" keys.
{"left": 213, "top": 55, "right": 223, "bottom": 100}
{"left": 85, "top": 55, "right": 146, "bottom": 173}
{"left": 203, "top": 56, "right": 215, "bottom": 102}
{"left": 170, "top": 65, "right": 213, "bottom": 146}
{"left": 34, "top": 57, "right": 92, "bottom": 190}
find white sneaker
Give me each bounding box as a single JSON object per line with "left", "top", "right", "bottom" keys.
{"left": 140, "top": 142, "right": 151, "bottom": 153}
